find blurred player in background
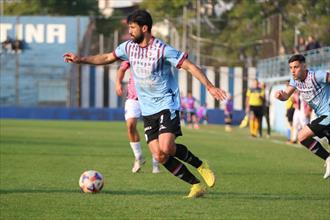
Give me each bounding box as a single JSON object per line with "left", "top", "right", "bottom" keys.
{"left": 260, "top": 82, "right": 271, "bottom": 137}
{"left": 224, "top": 94, "right": 233, "bottom": 132}
{"left": 285, "top": 82, "right": 295, "bottom": 143}
{"left": 185, "top": 91, "right": 199, "bottom": 129}
{"left": 180, "top": 93, "right": 187, "bottom": 126}
{"left": 116, "top": 61, "right": 160, "bottom": 174}
{"left": 196, "top": 103, "right": 208, "bottom": 125}
{"left": 246, "top": 79, "right": 264, "bottom": 137}
{"left": 64, "top": 9, "right": 227, "bottom": 197}
{"left": 291, "top": 91, "right": 312, "bottom": 143}
{"left": 275, "top": 54, "right": 330, "bottom": 179}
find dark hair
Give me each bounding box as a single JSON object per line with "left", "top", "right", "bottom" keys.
{"left": 288, "top": 54, "right": 305, "bottom": 64}
{"left": 127, "top": 9, "right": 153, "bottom": 33}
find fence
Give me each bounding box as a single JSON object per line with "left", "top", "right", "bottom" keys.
{"left": 257, "top": 47, "right": 330, "bottom": 83}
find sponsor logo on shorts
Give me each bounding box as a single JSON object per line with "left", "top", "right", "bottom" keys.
{"left": 144, "top": 126, "right": 152, "bottom": 131}
{"left": 159, "top": 125, "right": 167, "bottom": 131}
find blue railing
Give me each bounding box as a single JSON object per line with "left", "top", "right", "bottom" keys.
{"left": 257, "top": 47, "right": 330, "bottom": 83}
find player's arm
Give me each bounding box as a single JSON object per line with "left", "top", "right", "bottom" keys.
{"left": 327, "top": 71, "right": 330, "bottom": 83}
{"left": 181, "top": 59, "right": 227, "bottom": 101}
{"left": 63, "top": 52, "right": 117, "bottom": 65}
{"left": 275, "top": 85, "right": 295, "bottom": 101}
{"left": 116, "top": 66, "right": 126, "bottom": 96}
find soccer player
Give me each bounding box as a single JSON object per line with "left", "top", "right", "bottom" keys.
{"left": 275, "top": 54, "right": 330, "bottom": 179}
{"left": 116, "top": 60, "right": 160, "bottom": 173}
{"left": 285, "top": 89, "right": 295, "bottom": 143}
{"left": 224, "top": 94, "right": 233, "bottom": 132}
{"left": 260, "top": 82, "right": 271, "bottom": 137}
{"left": 63, "top": 9, "right": 227, "bottom": 198}
{"left": 185, "top": 91, "right": 199, "bottom": 129}
{"left": 246, "top": 79, "right": 264, "bottom": 137}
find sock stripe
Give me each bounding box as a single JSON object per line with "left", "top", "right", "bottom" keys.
{"left": 308, "top": 140, "right": 318, "bottom": 150}
{"left": 172, "top": 164, "right": 183, "bottom": 175}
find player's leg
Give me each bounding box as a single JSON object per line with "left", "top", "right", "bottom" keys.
{"left": 255, "top": 107, "right": 263, "bottom": 137}
{"left": 144, "top": 110, "right": 204, "bottom": 198}
{"left": 292, "top": 110, "right": 300, "bottom": 143}
{"left": 258, "top": 107, "right": 264, "bottom": 137}
{"left": 249, "top": 110, "right": 254, "bottom": 136}
{"left": 158, "top": 110, "right": 215, "bottom": 192}
{"left": 250, "top": 108, "right": 258, "bottom": 137}
{"left": 158, "top": 133, "right": 200, "bottom": 184}
{"left": 286, "top": 108, "right": 294, "bottom": 143}
{"left": 125, "top": 99, "right": 145, "bottom": 173}
{"left": 126, "top": 117, "right": 145, "bottom": 173}
{"left": 265, "top": 106, "right": 271, "bottom": 136}
{"left": 298, "top": 115, "right": 330, "bottom": 179}
{"left": 192, "top": 112, "right": 199, "bottom": 129}
{"left": 152, "top": 156, "right": 160, "bottom": 173}
{"left": 157, "top": 133, "right": 205, "bottom": 198}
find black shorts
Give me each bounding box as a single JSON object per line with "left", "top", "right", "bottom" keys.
{"left": 307, "top": 115, "right": 330, "bottom": 139}
{"left": 286, "top": 108, "right": 295, "bottom": 123}
{"left": 143, "top": 109, "right": 182, "bottom": 144}
{"left": 249, "top": 106, "right": 263, "bottom": 118}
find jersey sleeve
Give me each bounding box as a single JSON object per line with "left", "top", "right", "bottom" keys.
{"left": 163, "top": 45, "right": 188, "bottom": 69}
{"left": 289, "top": 77, "right": 296, "bottom": 88}
{"left": 314, "top": 70, "right": 328, "bottom": 84}
{"left": 113, "top": 41, "right": 129, "bottom": 61}
{"left": 119, "top": 61, "right": 130, "bottom": 71}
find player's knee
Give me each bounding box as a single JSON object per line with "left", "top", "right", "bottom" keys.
{"left": 161, "top": 144, "right": 176, "bottom": 156}
{"left": 297, "top": 130, "right": 311, "bottom": 143}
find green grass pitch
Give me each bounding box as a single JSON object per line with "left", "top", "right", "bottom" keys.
{"left": 0, "top": 119, "right": 329, "bottom": 219}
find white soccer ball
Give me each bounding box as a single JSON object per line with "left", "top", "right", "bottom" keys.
{"left": 79, "top": 170, "right": 104, "bottom": 193}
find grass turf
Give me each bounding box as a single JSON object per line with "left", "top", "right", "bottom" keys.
{"left": 0, "top": 119, "right": 329, "bottom": 219}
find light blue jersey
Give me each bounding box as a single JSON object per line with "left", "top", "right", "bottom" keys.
{"left": 114, "top": 37, "right": 187, "bottom": 116}
{"left": 289, "top": 70, "right": 330, "bottom": 117}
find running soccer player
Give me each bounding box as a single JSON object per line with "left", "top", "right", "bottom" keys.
{"left": 275, "top": 54, "right": 330, "bottom": 179}
{"left": 64, "top": 9, "right": 227, "bottom": 198}
{"left": 116, "top": 61, "right": 160, "bottom": 174}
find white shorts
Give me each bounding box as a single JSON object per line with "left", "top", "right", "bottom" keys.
{"left": 125, "top": 99, "right": 141, "bottom": 120}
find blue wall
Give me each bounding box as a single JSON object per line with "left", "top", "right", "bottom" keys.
{"left": 0, "top": 107, "right": 245, "bottom": 125}
{"left": 0, "top": 16, "right": 90, "bottom": 106}
{"left": 0, "top": 107, "right": 124, "bottom": 121}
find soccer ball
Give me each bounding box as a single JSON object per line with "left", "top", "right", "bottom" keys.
{"left": 79, "top": 170, "right": 104, "bottom": 193}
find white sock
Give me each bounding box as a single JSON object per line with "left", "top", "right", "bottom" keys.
{"left": 130, "top": 142, "right": 142, "bottom": 160}
{"left": 152, "top": 156, "right": 159, "bottom": 167}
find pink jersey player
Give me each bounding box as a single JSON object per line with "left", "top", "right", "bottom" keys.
{"left": 120, "top": 61, "right": 138, "bottom": 100}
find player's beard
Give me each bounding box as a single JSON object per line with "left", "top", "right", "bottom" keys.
{"left": 132, "top": 32, "right": 144, "bottom": 44}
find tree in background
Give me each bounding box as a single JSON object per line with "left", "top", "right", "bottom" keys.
{"left": 3, "top": 0, "right": 99, "bottom": 16}
{"left": 3, "top": 0, "right": 329, "bottom": 66}
{"left": 141, "top": 0, "right": 330, "bottom": 66}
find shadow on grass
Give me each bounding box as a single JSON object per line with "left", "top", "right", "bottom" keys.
{"left": 1, "top": 189, "right": 329, "bottom": 201}
{"left": 0, "top": 188, "right": 182, "bottom": 196}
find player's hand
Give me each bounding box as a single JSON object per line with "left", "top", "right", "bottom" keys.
{"left": 208, "top": 86, "right": 227, "bottom": 101}
{"left": 275, "top": 90, "right": 285, "bottom": 101}
{"left": 63, "top": 52, "right": 80, "bottom": 63}
{"left": 116, "top": 82, "right": 123, "bottom": 96}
